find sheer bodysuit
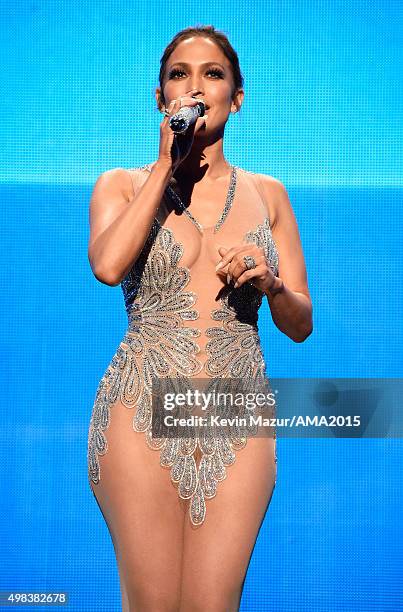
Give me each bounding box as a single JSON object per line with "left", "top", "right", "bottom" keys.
{"left": 87, "top": 163, "right": 279, "bottom": 526}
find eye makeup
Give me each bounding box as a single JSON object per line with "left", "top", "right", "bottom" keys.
{"left": 167, "top": 65, "right": 225, "bottom": 80}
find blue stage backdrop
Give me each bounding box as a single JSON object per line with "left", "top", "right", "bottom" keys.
{"left": 1, "top": 1, "right": 402, "bottom": 611}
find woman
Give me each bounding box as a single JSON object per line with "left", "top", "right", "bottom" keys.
{"left": 87, "top": 25, "right": 312, "bottom": 612}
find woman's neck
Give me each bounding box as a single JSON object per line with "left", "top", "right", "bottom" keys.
{"left": 173, "top": 149, "right": 231, "bottom": 185}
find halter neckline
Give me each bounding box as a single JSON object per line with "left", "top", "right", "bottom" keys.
{"left": 141, "top": 163, "right": 237, "bottom": 235}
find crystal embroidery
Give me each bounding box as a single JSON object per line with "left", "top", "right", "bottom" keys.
{"left": 204, "top": 216, "right": 279, "bottom": 379}
{"left": 87, "top": 166, "right": 279, "bottom": 526}
{"left": 165, "top": 165, "right": 237, "bottom": 234}
{"left": 87, "top": 224, "right": 203, "bottom": 483}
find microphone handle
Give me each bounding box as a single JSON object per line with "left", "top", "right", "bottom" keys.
{"left": 169, "top": 101, "right": 205, "bottom": 134}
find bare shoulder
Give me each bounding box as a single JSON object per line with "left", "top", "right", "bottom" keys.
{"left": 91, "top": 167, "right": 136, "bottom": 203}
{"left": 88, "top": 167, "right": 140, "bottom": 253}
{"left": 254, "top": 172, "right": 292, "bottom": 230}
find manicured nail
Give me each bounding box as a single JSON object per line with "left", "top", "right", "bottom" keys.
{"left": 215, "top": 261, "right": 223, "bottom": 271}
{"left": 234, "top": 281, "right": 239, "bottom": 288}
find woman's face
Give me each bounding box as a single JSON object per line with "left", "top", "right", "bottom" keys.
{"left": 157, "top": 36, "right": 243, "bottom": 135}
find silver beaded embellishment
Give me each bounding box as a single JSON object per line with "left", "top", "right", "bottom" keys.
{"left": 87, "top": 225, "right": 204, "bottom": 489}
{"left": 87, "top": 167, "right": 279, "bottom": 526}
{"left": 204, "top": 219, "right": 279, "bottom": 377}
{"left": 203, "top": 217, "right": 280, "bottom": 488}
{"left": 164, "top": 166, "right": 237, "bottom": 234}
{"left": 245, "top": 217, "right": 279, "bottom": 276}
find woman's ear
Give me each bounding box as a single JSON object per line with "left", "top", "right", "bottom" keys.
{"left": 231, "top": 88, "right": 244, "bottom": 113}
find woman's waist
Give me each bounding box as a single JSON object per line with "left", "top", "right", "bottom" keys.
{"left": 120, "top": 319, "right": 266, "bottom": 378}
{"left": 123, "top": 322, "right": 260, "bottom": 342}
{"left": 126, "top": 310, "right": 259, "bottom": 332}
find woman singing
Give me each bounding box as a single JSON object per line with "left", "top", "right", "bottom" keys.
{"left": 87, "top": 25, "right": 312, "bottom": 612}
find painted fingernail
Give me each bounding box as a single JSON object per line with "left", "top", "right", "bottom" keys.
{"left": 215, "top": 261, "right": 223, "bottom": 271}
{"left": 234, "top": 281, "right": 239, "bottom": 288}
{"left": 227, "top": 273, "right": 231, "bottom": 284}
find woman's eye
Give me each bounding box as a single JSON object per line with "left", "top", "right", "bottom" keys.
{"left": 168, "top": 68, "right": 224, "bottom": 79}
{"left": 207, "top": 68, "right": 224, "bottom": 78}
{"left": 168, "top": 69, "right": 185, "bottom": 79}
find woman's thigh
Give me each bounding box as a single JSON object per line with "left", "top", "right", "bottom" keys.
{"left": 89, "top": 400, "right": 186, "bottom": 611}
{"left": 180, "top": 436, "right": 277, "bottom": 612}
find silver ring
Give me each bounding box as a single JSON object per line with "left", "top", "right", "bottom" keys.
{"left": 243, "top": 255, "right": 257, "bottom": 270}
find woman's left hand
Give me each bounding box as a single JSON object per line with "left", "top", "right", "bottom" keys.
{"left": 215, "top": 245, "right": 276, "bottom": 293}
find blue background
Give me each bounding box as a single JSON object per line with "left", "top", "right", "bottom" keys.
{"left": 1, "top": 1, "right": 402, "bottom": 610}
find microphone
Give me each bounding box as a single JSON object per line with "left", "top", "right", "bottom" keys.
{"left": 169, "top": 100, "right": 206, "bottom": 134}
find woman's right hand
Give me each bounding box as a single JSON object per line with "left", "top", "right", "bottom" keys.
{"left": 157, "top": 89, "right": 208, "bottom": 173}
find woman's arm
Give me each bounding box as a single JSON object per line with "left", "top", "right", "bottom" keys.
{"left": 88, "top": 162, "right": 173, "bottom": 286}
{"left": 260, "top": 176, "right": 313, "bottom": 343}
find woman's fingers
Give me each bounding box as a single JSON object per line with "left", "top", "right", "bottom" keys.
{"left": 215, "top": 246, "right": 268, "bottom": 287}
{"left": 164, "top": 96, "right": 205, "bottom": 118}
{"left": 159, "top": 93, "right": 206, "bottom": 169}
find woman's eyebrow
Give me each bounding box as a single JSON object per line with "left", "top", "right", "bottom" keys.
{"left": 168, "top": 61, "right": 226, "bottom": 70}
